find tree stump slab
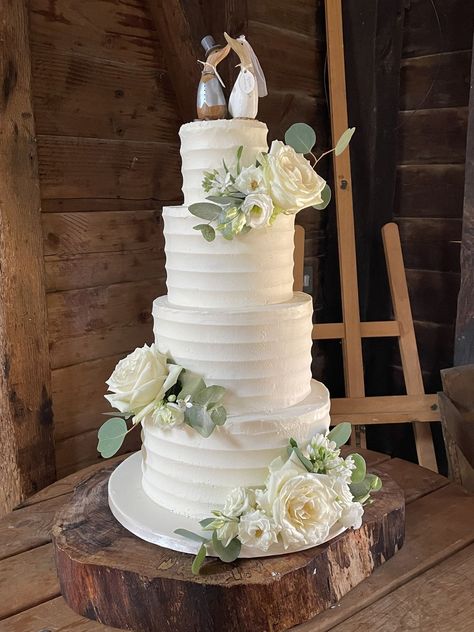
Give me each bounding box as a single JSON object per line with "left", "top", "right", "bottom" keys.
{"left": 52, "top": 462, "right": 405, "bottom": 632}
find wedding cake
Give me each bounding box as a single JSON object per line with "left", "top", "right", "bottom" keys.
{"left": 101, "top": 33, "right": 379, "bottom": 567}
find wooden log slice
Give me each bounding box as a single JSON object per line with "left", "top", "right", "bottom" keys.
{"left": 52, "top": 462, "right": 405, "bottom": 632}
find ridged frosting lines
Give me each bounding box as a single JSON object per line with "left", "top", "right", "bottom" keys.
{"left": 153, "top": 293, "right": 313, "bottom": 415}
{"left": 179, "top": 119, "right": 268, "bottom": 205}
{"left": 141, "top": 381, "right": 331, "bottom": 519}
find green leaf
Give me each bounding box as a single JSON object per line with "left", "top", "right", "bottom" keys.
{"left": 178, "top": 371, "right": 206, "bottom": 399}
{"left": 212, "top": 531, "right": 241, "bottom": 563}
{"left": 210, "top": 405, "right": 227, "bottom": 426}
{"left": 313, "top": 184, "right": 332, "bottom": 210}
{"left": 285, "top": 122, "right": 316, "bottom": 154}
{"left": 199, "top": 518, "right": 215, "bottom": 528}
{"left": 194, "top": 385, "right": 226, "bottom": 407}
{"left": 236, "top": 144, "right": 243, "bottom": 173}
{"left": 188, "top": 202, "right": 221, "bottom": 221}
{"left": 174, "top": 528, "right": 208, "bottom": 544}
{"left": 240, "top": 224, "right": 252, "bottom": 235}
{"left": 291, "top": 446, "right": 314, "bottom": 472}
{"left": 97, "top": 417, "right": 128, "bottom": 458}
{"left": 185, "top": 404, "right": 216, "bottom": 438}
{"left": 192, "top": 543, "right": 208, "bottom": 575}
{"left": 289, "top": 437, "right": 298, "bottom": 448}
{"left": 327, "top": 422, "right": 352, "bottom": 448}
{"left": 193, "top": 223, "right": 215, "bottom": 242}
{"left": 335, "top": 127, "right": 355, "bottom": 156}
{"left": 365, "top": 473, "right": 382, "bottom": 492}
{"left": 350, "top": 453, "right": 367, "bottom": 483}
{"left": 206, "top": 195, "right": 240, "bottom": 205}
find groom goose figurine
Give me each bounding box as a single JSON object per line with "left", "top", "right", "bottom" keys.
{"left": 224, "top": 32, "right": 267, "bottom": 119}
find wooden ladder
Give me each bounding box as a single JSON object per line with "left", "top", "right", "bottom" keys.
{"left": 293, "top": 0, "right": 438, "bottom": 472}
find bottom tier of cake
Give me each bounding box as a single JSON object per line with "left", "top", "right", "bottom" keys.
{"left": 141, "top": 379, "right": 330, "bottom": 519}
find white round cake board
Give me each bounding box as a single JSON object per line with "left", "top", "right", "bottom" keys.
{"left": 108, "top": 452, "right": 347, "bottom": 558}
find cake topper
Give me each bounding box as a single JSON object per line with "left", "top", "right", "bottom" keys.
{"left": 196, "top": 35, "right": 230, "bottom": 120}
{"left": 224, "top": 32, "right": 267, "bottom": 119}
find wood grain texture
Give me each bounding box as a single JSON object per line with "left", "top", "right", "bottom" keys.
{"left": 397, "top": 107, "right": 468, "bottom": 165}
{"left": 402, "top": 0, "right": 474, "bottom": 58}
{"left": 29, "top": 0, "right": 162, "bottom": 67}
{"left": 396, "top": 217, "right": 462, "bottom": 272}
{"left": 400, "top": 50, "right": 472, "bottom": 111}
{"left": 30, "top": 42, "right": 179, "bottom": 142}
{"left": 148, "top": 0, "right": 207, "bottom": 122}
{"left": 394, "top": 164, "right": 465, "bottom": 218}
{"left": 330, "top": 544, "right": 474, "bottom": 632}
{"left": 52, "top": 464, "right": 405, "bottom": 632}
{"left": 455, "top": 37, "right": 474, "bottom": 365}
{"left": 0, "top": 0, "right": 56, "bottom": 515}
{"left": 37, "top": 135, "right": 181, "bottom": 201}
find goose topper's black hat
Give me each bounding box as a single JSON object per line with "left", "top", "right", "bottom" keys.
{"left": 201, "top": 35, "right": 223, "bottom": 57}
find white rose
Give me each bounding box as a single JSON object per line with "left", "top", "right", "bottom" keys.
{"left": 340, "top": 502, "right": 364, "bottom": 530}
{"left": 150, "top": 402, "right": 185, "bottom": 428}
{"left": 238, "top": 509, "right": 279, "bottom": 552}
{"left": 332, "top": 477, "right": 364, "bottom": 529}
{"left": 272, "top": 473, "right": 342, "bottom": 548}
{"left": 216, "top": 520, "right": 239, "bottom": 547}
{"left": 223, "top": 487, "right": 253, "bottom": 518}
{"left": 266, "top": 140, "right": 326, "bottom": 213}
{"left": 256, "top": 452, "right": 308, "bottom": 515}
{"left": 241, "top": 193, "right": 274, "bottom": 228}
{"left": 235, "top": 165, "right": 267, "bottom": 195}
{"left": 105, "top": 344, "right": 182, "bottom": 422}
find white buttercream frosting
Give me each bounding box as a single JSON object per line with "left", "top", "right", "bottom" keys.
{"left": 141, "top": 380, "right": 331, "bottom": 519}
{"left": 179, "top": 119, "right": 268, "bottom": 205}
{"left": 164, "top": 206, "right": 295, "bottom": 308}
{"left": 153, "top": 293, "right": 313, "bottom": 415}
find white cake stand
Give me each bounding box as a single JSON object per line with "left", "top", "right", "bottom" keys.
{"left": 108, "top": 451, "right": 347, "bottom": 558}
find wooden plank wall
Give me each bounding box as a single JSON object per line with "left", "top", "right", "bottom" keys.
{"left": 28, "top": 0, "right": 182, "bottom": 477}
{"left": 394, "top": 0, "right": 473, "bottom": 393}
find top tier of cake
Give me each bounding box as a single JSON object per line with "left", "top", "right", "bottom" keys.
{"left": 180, "top": 119, "right": 268, "bottom": 205}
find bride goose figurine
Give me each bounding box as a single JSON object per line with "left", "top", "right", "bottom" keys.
{"left": 223, "top": 32, "right": 267, "bottom": 119}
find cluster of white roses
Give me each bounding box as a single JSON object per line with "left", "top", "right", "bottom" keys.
{"left": 205, "top": 433, "right": 363, "bottom": 553}
{"left": 190, "top": 139, "right": 327, "bottom": 241}
{"left": 105, "top": 343, "right": 187, "bottom": 427}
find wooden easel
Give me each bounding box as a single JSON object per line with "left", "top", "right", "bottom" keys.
{"left": 294, "top": 0, "right": 438, "bottom": 472}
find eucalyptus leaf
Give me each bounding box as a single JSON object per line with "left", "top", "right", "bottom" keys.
{"left": 206, "top": 195, "right": 240, "bottom": 205}
{"left": 174, "top": 528, "right": 209, "bottom": 544}
{"left": 199, "top": 518, "right": 215, "bottom": 528}
{"left": 365, "top": 473, "right": 382, "bottom": 492}
{"left": 335, "top": 127, "right": 355, "bottom": 156}
{"left": 185, "top": 404, "right": 216, "bottom": 438}
{"left": 212, "top": 531, "right": 241, "bottom": 563}
{"left": 291, "top": 446, "right": 314, "bottom": 472}
{"left": 210, "top": 405, "right": 227, "bottom": 426}
{"left": 285, "top": 122, "right": 316, "bottom": 154}
{"left": 97, "top": 417, "right": 128, "bottom": 458}
{"left": 327, "top": 422, "right": 352, "bottom": 448}
{"left": 194, "top": 385, "right": 226, "bottom": 407}
{"left": 192, "top": 543, "right": 207, "bottom": 575}
{"left": 313, "top": 184, "right": 332, "bottom": 210}
{"left": 189, "top": 202, "right": 221, "bottom": 221}
{"left": 350, "top": 453, "right": 367, "bottom": 484}
{"left": 178, "top": 371, "right": 206, "bottom": 399}
{"left": 193, "top": 223, "right": 215, "bottom": 242}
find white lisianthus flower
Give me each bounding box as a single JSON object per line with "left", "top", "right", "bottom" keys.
{"left": 331, "top": 477, "right": 364, "bottom": 530}
{"left": 105, "top": 344, "right": 182, "bottom": 424}
{"left": 150, "top": 402, "right": 185, "bottom": 428}
{"left": 238, "top": 509, "right": 279, "bottom": 552}
{"left": 265, "top": 140, "right": 326, "bottom": 213}
{"left": 223, "top": 487, "right": 253, "bottom": 519}
{"left": 235, "top": 165, "right": 267, "bottom": 195}
{"left": 241, "top": 193, "right": 274, "bottom": 229}
{"left": 272, "top": 473, "right": 342, "bottom": 549}
{"left": 216, "top": 519, "right": 239, "bottom": 547}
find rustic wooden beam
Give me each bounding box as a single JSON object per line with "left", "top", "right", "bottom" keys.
{"left": 148, "top": 0, "right": 209, "bottom": 123}
{"left": 209, "top": 0, "right": 248, "bottom": 90}
{"left": 0, "top": 0, "right": 56, "bottom": 515}
{"left": 454, "top": 32, "right": 474, "bottom": 365}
